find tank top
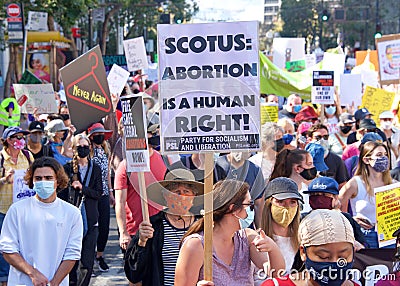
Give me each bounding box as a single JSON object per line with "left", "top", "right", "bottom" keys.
{"left": 350, "top": 176, "right": 376, "bottom": 224}
{"left": 183, "top": 229, "right": 253, "bottom": 285}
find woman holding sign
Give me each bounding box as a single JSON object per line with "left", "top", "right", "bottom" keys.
{"left": 175, "top": 179, "right": 285, "bottom": 285}
{"left": 124, "top": 168, "right": 202, "bottom": 286}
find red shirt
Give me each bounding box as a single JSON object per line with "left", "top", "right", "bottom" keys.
{"left": 114, "top": 151, "right": 166, "bottom": 235}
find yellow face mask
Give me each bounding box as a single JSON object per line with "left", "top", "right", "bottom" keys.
{"left": 271, "top": 204, "right": 298, "bottom": 228}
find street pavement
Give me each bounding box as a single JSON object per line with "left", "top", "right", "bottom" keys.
{"left": 90, "top": 208, "right": 130, "bottom": 286}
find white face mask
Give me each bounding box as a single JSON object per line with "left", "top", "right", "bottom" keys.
{"left": 316, "top": 138, "right": 330, "bottom": 157}
{"left": 381, "top": 121, "right": 392, "bottom": 130}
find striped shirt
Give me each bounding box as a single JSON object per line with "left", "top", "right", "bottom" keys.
{"left": 162, "top": 217, "right": 188, "bottom": 286}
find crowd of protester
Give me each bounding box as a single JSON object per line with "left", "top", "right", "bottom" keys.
{"left": 0, "top": 79, "right": 398, "bottom": 286}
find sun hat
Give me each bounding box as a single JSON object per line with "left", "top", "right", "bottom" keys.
{"left": 44, "top": 119, "right": 68, "bottom": 134}
{"left": 147, "top": 168, "right": 204, "bottom": 210}
{"left": 87, "top": 122, "right": 113, "bottom": 140}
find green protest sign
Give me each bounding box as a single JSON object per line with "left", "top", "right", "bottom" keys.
{"left": 260, "top": 52, "right": 313, "bottom": 99}
{"left": 285, "top": 59, "right": 306, "bottom": 72}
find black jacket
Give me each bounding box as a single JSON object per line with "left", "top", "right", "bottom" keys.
{"left": 124, "top": 211, "right": 165, "bottom": 285}
{"left": 59, "top": 160, "right": 103, "bottom": 228}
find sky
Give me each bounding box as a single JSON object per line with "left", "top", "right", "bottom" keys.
{"left": 192, "top": 0, "right": 264, "bottom": 23}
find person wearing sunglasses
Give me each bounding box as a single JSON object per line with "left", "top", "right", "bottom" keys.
{"left": 0, "top": 126, "right": 33, "bottom": 284}
{"left": 261, "top": 177, "right": 303, "bottom": 276}
{"left": 306, "top": 123, "right": 349, "bottom": 189}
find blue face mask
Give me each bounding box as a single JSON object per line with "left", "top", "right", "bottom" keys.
{"left": 34, "top": 181, "right": 55, "bottom": 200}
{"left": 239, "top": 206, "right": 255, "bottom": 229}
{"left": 282, "top": 133, "right": 294, "bottom": 145}
{"left": 293, "top": 105, "right": 302, "bottom": 113}
{"left": 326, "top": 106, "right": 337, "bottom": 115}
{"left": 304, "top": 246, "right": 354, "bottom": 286}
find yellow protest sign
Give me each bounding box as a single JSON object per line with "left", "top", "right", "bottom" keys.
{"left": 260, "top": 104, "right": 278, "bottom": 124}
{"left": 375, "top": 183, "right": 400, "bottom": 248}
{"left": 361, "top": 86, "right": 395, "bottom": 127}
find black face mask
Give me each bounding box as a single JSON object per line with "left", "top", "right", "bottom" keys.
{"left": 77, "top": 146, "right": 90, "bottom": 158}
{"left": 148, "top": 135, "right": 160, "bottom": 147}
{"left": 272, "top": 138, "right": 285, "bottom": 153}
{"left": 299, "top": 167, "right": 318, "bottom": 180}
{"left": 92, "top": 134, "right": 105, "bottom": 145}
{"left": 60, "top": 114, "right": 70, "bottom": 121}
{"left": 340, "top": 125, "right": 352, "bottom": 134}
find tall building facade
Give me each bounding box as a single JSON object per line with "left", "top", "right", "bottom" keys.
{"left": 264, "top": 0, "right": 281, "bottom": 25}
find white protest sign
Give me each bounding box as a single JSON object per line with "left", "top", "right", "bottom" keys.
{"left": 322, "top": 53, "right": 345, "bottom": 86}
{"left": 107, "top": 64, "right": 130, "bottom": 96}
{"left": 272, "top": 38, "right": 305, "bottom": 69}
{"left": 305, "top": 54, "right": 317, "bottom": 69}
{"left": 340, "top": 74, "right": 362, "bottom": 107}
{"left": 376, "top": 35, "right": 400, "bottom": 85}
{"left": 27, "top": 11, "right": 48, "bottom": 31}
{"left": 158, "top": 21, "right": 260, "bottom": 153}
{"left": 123, "top": 36, "right": 149, "bottom": 71}
{"left": 13, "top": 170, "right": 35, "bottom": 203}
{"left": 120, "top": 95, "right": 150, "bottom": 172}
{"left": 12, "top": 83, "right": 57, "bottom": 114}
{"left": 312, "top": 71, "right": 334, "bottom": 104}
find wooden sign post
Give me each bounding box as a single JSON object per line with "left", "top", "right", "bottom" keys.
{"left": 203, "top": 152, "right": 214, "bottom": 280}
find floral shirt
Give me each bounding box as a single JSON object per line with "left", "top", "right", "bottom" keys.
{"left": 93, "top": 147, "right": 109, "bottom": 196}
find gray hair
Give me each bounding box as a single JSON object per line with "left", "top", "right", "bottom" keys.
{"left": 261, "top": 122, "right": 284, "bottom": 150}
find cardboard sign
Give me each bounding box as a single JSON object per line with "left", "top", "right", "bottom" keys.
{"left": 361, "top": 86, "right": 395, "bottom": 127}
{"left": 355, "top": 50, "right": 379, "bottom": 71}
{"left": 260, "top": 104, "right": 278, "bottom": 124}
{"left": 311, "top": 71, "right": 334, "bottom": 104}
{"left": 376, "top": 34, "right": 400, "bottom": 85}
{"left": 285, "top": 59, "right": 306, "bottom": 72}
{"left": 107, "top": 64, "right": 130, "bottom": 96}
{"left": 340, "top": 74, "right": 362, "bottom": 107}
{"left": 120, "top": 95, "right": 150, "bottom": 172}
{"left": 60, "top": 46, "right": 112, "bottom": 133}
{"left": 374, "top": 183, "right": 400, "bottom": 248}
{"left": 305, "top": 54, "right": 316, "bottom": 69}
{"left": 158, "top": 21, "right": 260, "bottom": 153}
{"left": 272, "top": 38, "right": 305, "bottom": 69}
{"left": 13, "top": 170, "right": 35, "bottom": 203}
{"left": 123, "top": 37, "right": 149, "bottom": 71}
{"left": 13, "top": 84, "right": 57, "bottom": 114}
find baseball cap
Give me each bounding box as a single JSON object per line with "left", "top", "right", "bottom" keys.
{"left": 2, "top": 126, "right": 30, "bottom": 140}
{"left": 298, "top": 122, "right": 313, "bottom": 135}
{"left": 28, "top": 121, "right": 45, "bottom": 133}
{"left": 354, "top": 108, "right": 372, "bottom": 121}
{"left": 305, "top": 177, "right": 339, "bottom": 195}
{"left": 294, "top": 106, "right": 318, "bottom": 123}
{"left": 264, "top": 177, "right": 304, "bottom": 203}
{"left": 359, "top": 118, "right": 377, "bottom": 130}
{"left": 305, "top": 143, "right": 329, "bottom": 172}
{"left": 379, "top": 111, "right": 395, "bottom": 120}
{"left": 361, "top": 132, "right": 383, "bottom": 144}
{"left": 339, "top": 113, "right": 355, "bottom": 124}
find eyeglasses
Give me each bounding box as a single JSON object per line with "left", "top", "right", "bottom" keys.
{"left": 313, "top": 135, "right": 329, "bottom": 141}
{"left": 10, "top": 135, "right": 24, "bottom": 140}
{"left": 241, "top": 201, "right": 255, "bottom": 211}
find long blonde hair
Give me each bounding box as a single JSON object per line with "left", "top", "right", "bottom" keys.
{"left": 355, "top": 141, "right": 392, "bottom": 196}
{"left": 261, "top": 197, "right": 300, "bottom": 251}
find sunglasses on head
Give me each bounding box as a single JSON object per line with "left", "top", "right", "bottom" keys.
{"left": 10, "top": 135, "right": 24, "bottom": 140}
{"left": 314, "top": 135, "right": 329, "bottom": 140}
{"left": 241, "top": 200, "right": 255, "bottom": 211}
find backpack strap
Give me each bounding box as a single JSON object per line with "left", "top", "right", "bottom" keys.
{"left": 21, "top": 149, "right": 31, "bottom": 165}
{"left": 334, "top": 133, "right": 346, "bottom": 150}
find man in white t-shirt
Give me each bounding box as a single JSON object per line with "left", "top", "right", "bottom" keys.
{"left": 0, "top": 157, "right": 82, "bottom": 286}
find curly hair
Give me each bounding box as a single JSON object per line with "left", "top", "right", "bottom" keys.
{"left": 24, "top": 156, "right": 69, "bottom": 190}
